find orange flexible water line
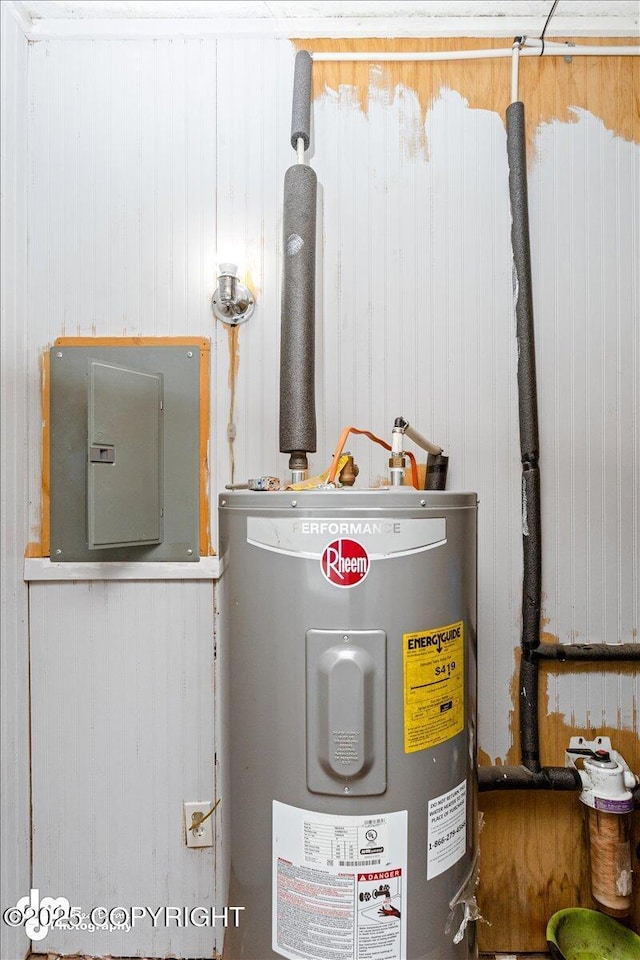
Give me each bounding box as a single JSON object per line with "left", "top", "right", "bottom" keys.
{"left": 405, "top": 451, "right": 419, "bottom": 489}
{"left": 327, "top": 426, "right": 419, "bottom": 488}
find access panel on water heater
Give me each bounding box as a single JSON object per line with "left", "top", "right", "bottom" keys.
{"left": 306, "top": 629, "right": 386, "bottom": 796}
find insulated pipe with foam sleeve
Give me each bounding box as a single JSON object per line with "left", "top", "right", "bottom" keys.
{"left": 403, "top": 422, "right": 442, "bottom": 457}
{"left": 290, "top": 50, "right": 312, "bottom": 151}
{"left": 280, "top": 53, "right": 317, "bottom": 469}
{"left": 478, "top": 765, "right": 581, "bottom": 792}
{"left": 480, "top": 90, "right": 640, "bottom": 800}
{"left": 280, "top": 165, "right": 317, "bottom": 460}
{"left": 507, "top": 98, "right": 543, "bottom": 773}
{"left": 507, "top": 101, "right": 539, "bottom": 467}
{"left": 507, "top": 99, "right": 542, "bottom": 658}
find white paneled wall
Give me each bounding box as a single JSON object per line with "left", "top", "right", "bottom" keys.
{"left": 530, "top": 110, "right": 640, "bottom": 729}
{"left": 1, "top": 17, "right": 638, "bottom": 960}
{"left": 0, "top": 6, "right": 31, "bottom": 960}
{"left": 27, "top": 37, "right": 218, "bottom": 531}
{"left": 214, "top": 38, "right": 293, "bottom": 492}
{"left": 30, "top": 581, "right": 216, "bottom": 958}
{"left": 24, "top": 35, "right": 220, "bottom": 960}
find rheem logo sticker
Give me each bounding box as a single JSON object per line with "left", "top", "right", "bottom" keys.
{"left": 321, "top": 539, "right": 370, "bottom": 588}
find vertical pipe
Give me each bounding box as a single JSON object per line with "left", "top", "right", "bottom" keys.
{"left": 511, "top": 41, "right": 521, "bottom": 104}
{"left": 425, "top": 453, "right": 449, "bottom": 491}
{"left": 280, "top": 51, "right": 317, "bottom": 473}
{"left": 290, "top": 50, "right": 312, "bottom": 151}
{"left": 519, "top": 654, "right": 541, "bottom": 773}
{"left": 280, "top": 165, "right": 318, "bottom": 462}
{"left": 506, "top": 99, "right": 542, "bottom": 772}
{"left": 507, "top": 101, "right": 540, "bottom": 466}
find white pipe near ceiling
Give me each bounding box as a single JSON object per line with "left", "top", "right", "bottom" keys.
{"left": 312, "top": 43, "right": 640, "bottom": 62}
{"left": 511, "top": 41, "right": 521, "bottom": 104}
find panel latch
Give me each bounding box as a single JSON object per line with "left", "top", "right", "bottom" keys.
{"left": 89, "top": 446, "right": 115, "bottom": 463}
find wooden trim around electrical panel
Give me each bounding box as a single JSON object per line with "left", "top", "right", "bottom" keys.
{"left": 198, "top": 341, "right": 212, "bottom": 557}
{"left": 26, "top": 352, "right": 52, "bottom": 559}
{"left": 29, "top": 336, "right": 213, "bottom": 559}
{"left": 57, "top": 337, "right": 211, "bottom": 348}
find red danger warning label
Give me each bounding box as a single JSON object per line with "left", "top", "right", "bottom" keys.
{"left": 357, "top": 869, "right": 402, "bottom": 882}
{"left": 321, "top": 538, "right": 370, "bottom": 588}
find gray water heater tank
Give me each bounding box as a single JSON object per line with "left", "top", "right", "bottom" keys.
{"left": 219, "top": 489, "right": 478, "bottom": 960}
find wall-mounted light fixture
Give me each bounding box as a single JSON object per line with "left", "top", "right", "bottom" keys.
{"left": 211, "top": 263, "right": 255, "bottom": 326}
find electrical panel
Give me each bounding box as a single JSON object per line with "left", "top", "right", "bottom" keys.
{"left": 49, "top": 341, "right": 205, "bottom": 562}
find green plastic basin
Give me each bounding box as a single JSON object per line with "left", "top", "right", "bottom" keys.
{"left": 547, "top": 908, "right": 640, "bottom": 960}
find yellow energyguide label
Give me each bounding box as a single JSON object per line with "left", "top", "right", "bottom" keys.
{"left": 403, "top": 621, "right": 464, "bottom": 753}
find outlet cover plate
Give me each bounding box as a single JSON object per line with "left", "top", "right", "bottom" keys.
{"left": 184, "top": 801, "right": 214, "bottom": 848}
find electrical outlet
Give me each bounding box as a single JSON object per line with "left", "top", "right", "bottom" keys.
{"left": 184, "top": 801, "right": 214, "bottom": 848}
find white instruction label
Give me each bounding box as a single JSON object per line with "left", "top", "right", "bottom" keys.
{"left": 273, "top": 801, "right": 407, "bottom": 960}
{"left": 427, "top": 780, "right": 467, "bottom": 880}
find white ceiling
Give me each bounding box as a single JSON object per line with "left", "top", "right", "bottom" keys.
{"left": 16, "top": 1, "right": 640, "bottom": 18}
{"left": 10, "top": 0, "right": 640, "bottom": 37}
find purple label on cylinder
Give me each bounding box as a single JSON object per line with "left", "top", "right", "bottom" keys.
{"left": 594, "top": 796, "right": 633, "bottom": 814}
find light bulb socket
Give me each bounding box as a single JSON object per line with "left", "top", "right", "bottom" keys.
{"left": 219, "top": 273, "right": 236, "bottom": 304}
{"left": 212, "top": 265, "right": 255, "bottom": 326}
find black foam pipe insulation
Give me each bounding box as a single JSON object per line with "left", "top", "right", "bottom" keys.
{"left": 507, "top": 102, "right": 539, "bottom": 466}
{"left": 508, "top": 101, "right": 543, "bottom": 661}
{"left": 479, "top": 100, "right": 640, "bottom": 796}
{"left": 507, "top": 100, "right": 545, "bottom": 775}
{"left": 534, "top": 643, "right": 640, "bottom": 661}
{"left": 478, "top": 764, "right": 581, "bottom": 792}
{"left": 519, "top": 653, "right": 541, "bottom": 773}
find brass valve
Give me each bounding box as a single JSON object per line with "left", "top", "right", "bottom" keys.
{"left": 338, "top": 455, "right": 359, "bottom": 487}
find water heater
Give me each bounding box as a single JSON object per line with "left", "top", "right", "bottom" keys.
{"left": 219, "top": 488, "right": 478, "bottom": 959}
